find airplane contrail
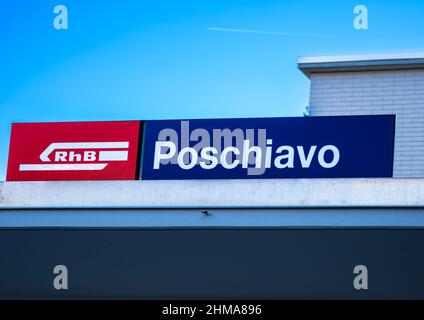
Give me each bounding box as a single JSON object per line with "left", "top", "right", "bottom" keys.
{"left": 207, "top": 27, "right": 339, "bottom": 38}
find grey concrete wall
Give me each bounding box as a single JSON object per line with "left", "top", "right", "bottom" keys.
{"left": 1, "top": 179, "right": 424, "bottom": 209}
{"left": 308, "top": 69, "right": 424, "bottom": 177}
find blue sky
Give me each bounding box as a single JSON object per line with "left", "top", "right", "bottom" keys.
{"left": 1, "top": 0, "right": 424, "bottom": 180}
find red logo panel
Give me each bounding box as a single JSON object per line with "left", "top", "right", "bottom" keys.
{"left": 6, "top": 121, "right": 141, "bottom": 181}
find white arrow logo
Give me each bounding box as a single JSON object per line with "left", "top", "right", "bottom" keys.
{"left": 19, "top": 142, "right": 129, "bottom": 171}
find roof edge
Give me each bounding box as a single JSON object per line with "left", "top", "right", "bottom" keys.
{"left": 298, "top": 53, "right": 424, "bottom": 78}
{"left": 1, "top": 178, "right": 424, "bottom": 209}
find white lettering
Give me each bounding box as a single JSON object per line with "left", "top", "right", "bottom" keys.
{"left": 220, "top": 147, "right": 240, "bottom": 169}
{"left": 68, "top": 151, "right": 81, "bottom": 162}
{"left": 178, "top": 147, "right": 198, "bottom": 170}
{"left": 55, "top": 151, "right": 67, "bottom": 162}
{"left": 297, "top": 146, "right": 317, "bottom": 168}
{"left": 83, "top": 151, "right": 96, "bottom": 161}
{"left": 318, "top": 145, "right": 340, "bottom": 168}
{"left": 152, "top": 124, "right": 342, "bottom": 175}
{"left": 154, "top": 141, "right": 176, "bottom": 169}
{"left": 274, "top": 146, "right": 294, "bottom": 169}
{"left": 242, "top": 140, "right": 262, "bottom": 169}
{"left": 199, "top": 147, "right": 218, "bottom": 169}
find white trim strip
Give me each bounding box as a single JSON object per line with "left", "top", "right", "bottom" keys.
{"left": 99, "top": 151, "right": 128, "bottom": 161}
{"left": 1, "top": 179, "right": 423, "bottom": 208}
{"left": 298, "top": 52, "right": 424, "bottom": 64}
{"left": 19, "top": 164, "right": 108, "bottom": 171}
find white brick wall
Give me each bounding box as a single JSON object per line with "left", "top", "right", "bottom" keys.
{"left": 309, "top": 69, "right": 424, "bottom": 177}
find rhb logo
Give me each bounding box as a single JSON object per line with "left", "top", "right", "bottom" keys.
{"left": 19, "top": 142, "right": 130, "bottom": 171}
{"left": 7, "top": 121, "right": 141, "bottom": 181}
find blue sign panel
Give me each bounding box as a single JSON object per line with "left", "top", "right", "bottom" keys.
{"left": 141, "top": 115, "right": 395, "bottom": 180}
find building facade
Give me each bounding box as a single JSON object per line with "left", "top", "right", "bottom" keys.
{"left": 298, "top": 53, "right": 424, "bottom": 177}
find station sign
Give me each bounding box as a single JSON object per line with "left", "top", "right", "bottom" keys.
{"left": 141, "top": 115, "right": 395, "bottom": 180}
{"left": 6, "top": 121, "right": 141, "bottom": 181}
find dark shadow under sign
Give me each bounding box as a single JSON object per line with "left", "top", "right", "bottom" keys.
{"left": 0, "top": 228, "right": 422, "bottom": 299}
